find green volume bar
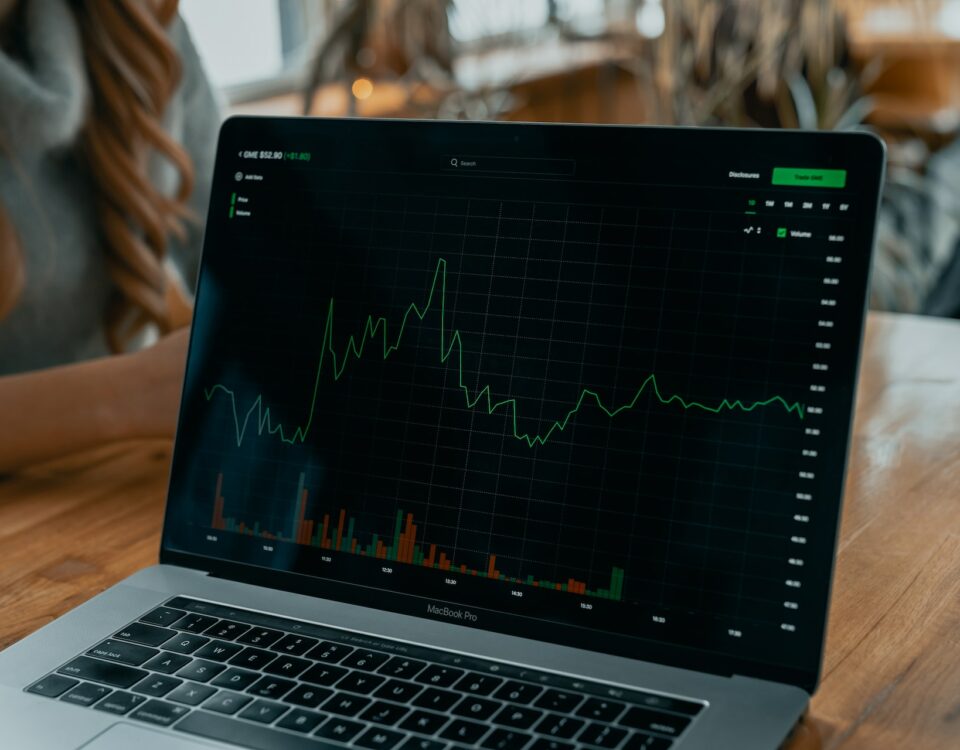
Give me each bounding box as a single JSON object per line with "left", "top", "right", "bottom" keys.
{"left": 391, "top": 511, "right": 403, "bottom": 561}
{"left": 585, "top": 566, "right": 624, "bottom": 600}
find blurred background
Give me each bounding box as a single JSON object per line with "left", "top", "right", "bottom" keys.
{"left": 181, "top": 0, "right": 960, "bottom": 318}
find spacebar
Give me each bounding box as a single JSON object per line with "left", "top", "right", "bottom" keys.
{"left": 176, "top": 711, "right": 339, "bottom": 749}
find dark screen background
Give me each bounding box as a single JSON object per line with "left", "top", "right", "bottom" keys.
{"left": 163, "top": 119, "right": 883, "bottom": 690}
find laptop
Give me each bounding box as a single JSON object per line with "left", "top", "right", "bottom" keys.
{"left": 0, "top": 118, "right": 884, "bottom": 750}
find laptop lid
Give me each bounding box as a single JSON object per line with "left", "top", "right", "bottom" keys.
{"left": 161, "top": 117, "right": 884, "bottom": 693}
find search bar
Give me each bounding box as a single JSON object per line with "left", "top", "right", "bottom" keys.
{"left": 444, "top": 155, "right": 575, "bottom": 176}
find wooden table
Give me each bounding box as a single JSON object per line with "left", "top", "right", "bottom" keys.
{"left": 2, "top": 311, "right": 958, "bottom": 749}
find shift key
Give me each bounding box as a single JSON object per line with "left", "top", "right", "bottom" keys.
{"left": 58, "top": 656, "right": 147, "bottom": 688}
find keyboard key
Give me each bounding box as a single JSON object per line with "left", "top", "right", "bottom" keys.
{"left": 482, "top": 728, "right": 533, "bottom": 750}
{"left": 170, "top": 614, "right": 218, "bottom": 633}
{"left": 620, "top": 707, "right": 691, "bottom": 737}
{"left": 195, "top": 639, "right": 243, "bottom": 662}
{"left": 87, "top": 639, "right": 158, "bottom": 666}
{"left": 130, "top": 699, "right": 190, "bottom": 726}
{"left": 248, "top": 675, "right": 296, "bottom": 699}
{"left": 263, "top": 655, "right": 310, "bottom": 678}
{"left": 305, "top": 640, "right": 353, "bottom": 663}
{"left": 379, "top": 657, "right": 426, "bottom": 680}
{"left": 534, "top": 714, "right": 584, "bottom": 739}
{"left": 94, "top": 691, "right": 146, "bottom": 715}
{"left": 454, "top": 672, "right": 503, "bottom": 696}
{"left": 493, "top": 705, "right": 540, "bottom": 729}
{"left": 274, "top": 633, "right": 319, "bottom": 655}
{"left": 300, "top": 663, "right": 348, "bottom": 686}
{"left": 236, "top": 627, "right": 283, "bottom": 648}
{"left": 315, "top": 716, "right": 365, "bottom": 742}
{"left": 342, "top": 649, "right": 390, "bottom": 672}
{"left": 415, "top": 664, "right": 463, "bottom": 687}
{"left": 398, "top": 708, "right": 449, "bottom": 735}
{"left": 356, "top": 727, "right": 405, "bottom": 749}
{"left": 361, "top": 700, "right": 410, "bottom": 726}
{"left": 177, "top": 658, "right": 225, "bottom": 683}
{"left": 204, "top": 690, "right": 252, "bottom": 715}
{"left": 535, "top": 690, "right": 583, "bottom": 713}
{"left": 284, "top": 683, "right": 333, "bottom": 708}
{"left": 400, "top": 737, "right": 446, "bottom": 750}
{"left": 167, "top": 682, "right": 217, "bottom": 706}
{"left": 321, "top": 692, "right": 371, "bottom": 717}
{"left": 204, "top": 620, "right": 250, "bottom": 641}
{"left": 114, "top": 622, "right": 177, "bottom": 647}
{"left": 27, "top": 674, "right": 78, "bottom": 698}
{"left": 440, "top": 718, "right": 489, "bottom": 744}
{"left": 58, "top": 656, "right": 146, "bottom": 688}
{"left": 578, "top": 723, "right": 628, "bottom": 748}
{"left": 140, "top": 606, "right": 185, "bottom": 627}
{"left": 622, "top": 732, "right": 673, "bottom": 750}
{"left": 494, "top": 681, "right": 543, "bottom": 705}
{"left": 374, "top": 678, "right": 423, "bottom": 703}
{"left": 162, "top": 632, "right": 210, "bottom": 655}
{"left": 277, "top": 707, "right": 326, "bottom": 733}
{"left": 530, "top": 740, "right": 575, "bottom": 750}
{"left": 412, "top": 686, "right": 458, "bottom": 712}
{"left": 132, "top": 674, "right": 182, "bottom": 697}
{"left": 452, "top": 696, "right": 501, "bottom": 720}
{"left": 239, "top": 698, "right": 289, "bottom": 724}
{"left": 142, "top": 651, "right": 191, "bottom": 674}
{"left": 632, "top": 694, "right": 702, "bottom": 717}
{"left": 577, "top": 698, "right": 625, "bottom": 722}
{"left": 338, "top": 670, "right": 386, "bottom": 694}
{"left": 60, "top": 682, "right": 112, "bottom": 707}
{"left": 211, "top": 667, "right": 259, "bottom": 690}
{"left": 230, "top": 646, "right": 277, "bottom": 670}
{"left": 178, "top": 709, "right": 330, "bottom": 748}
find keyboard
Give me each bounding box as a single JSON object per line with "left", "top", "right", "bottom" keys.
{"left": 26, "top": 596, "right": 704, "bottom": 750}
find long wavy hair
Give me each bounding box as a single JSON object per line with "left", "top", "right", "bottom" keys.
{"left": 0, "top": 0, "right": 195, "bottom": 352}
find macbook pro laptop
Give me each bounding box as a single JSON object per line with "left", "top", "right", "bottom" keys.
{"left": 0, "top": 118, "right": 884, "bottom": 749}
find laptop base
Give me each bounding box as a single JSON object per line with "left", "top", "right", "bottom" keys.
{"left": 0, "top": 564, "right": 808, "bottom": 749}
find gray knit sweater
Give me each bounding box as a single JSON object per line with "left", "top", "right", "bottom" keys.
{"left": 0, "top": 0, "right": 220, "bottom": 375}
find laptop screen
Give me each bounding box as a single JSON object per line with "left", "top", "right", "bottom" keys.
{"left": 163, "top": 118, "right": 884, "bottom": 690}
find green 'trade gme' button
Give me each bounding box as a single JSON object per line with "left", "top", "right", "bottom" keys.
{"left": 771, "top": 167, "right": 847, "bottom": 188}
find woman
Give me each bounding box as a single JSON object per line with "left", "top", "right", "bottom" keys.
{"left": 0, "top": 0, "right": 220, "bottom": 471}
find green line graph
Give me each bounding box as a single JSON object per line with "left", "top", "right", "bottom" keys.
{"left": 204, "top": 257, "right": 804, "bottom": 448}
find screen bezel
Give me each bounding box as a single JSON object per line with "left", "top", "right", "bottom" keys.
{"left": 160, "top": 116, "right": 885, "bottom": 693}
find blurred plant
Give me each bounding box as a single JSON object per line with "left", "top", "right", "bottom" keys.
{"left": 629, "top": 0, "right": 876, "bottom": 129}
{"left": 872, "top": 133, "right": 960, "bottom": 312}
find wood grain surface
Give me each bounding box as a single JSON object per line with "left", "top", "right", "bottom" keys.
{"left": 1, "top": 311, "right": 958, "bottom": 749}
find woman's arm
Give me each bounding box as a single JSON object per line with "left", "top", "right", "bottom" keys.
{"left": 0, "top": 328, "right": 189, "bottom": 473}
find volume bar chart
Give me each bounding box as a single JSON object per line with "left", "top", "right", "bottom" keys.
{"left": 211, "top": 472, "right": 625, "bottom": 600}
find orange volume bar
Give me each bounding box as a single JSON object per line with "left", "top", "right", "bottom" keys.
{"left": 335, "top": 509, "right": 346, "bottom": 551}
{"left": 320, "top": 514, "right": 330, "bottom": 549}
